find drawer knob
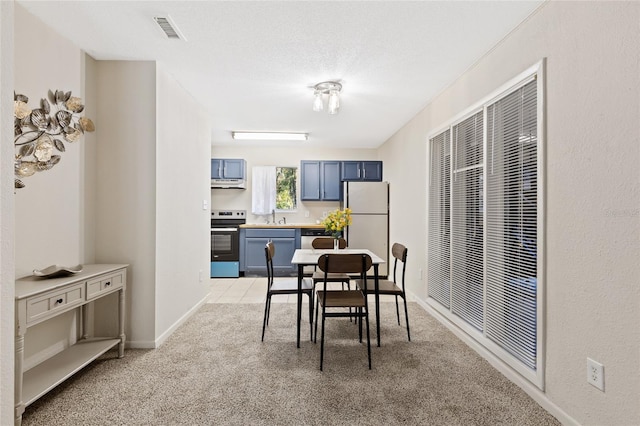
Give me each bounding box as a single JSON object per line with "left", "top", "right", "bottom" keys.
{"left": 55, "top": 298, "right": 63, "bottom": 304}
{"left": 105, "top": 281, "right": 111, "bottom": 286}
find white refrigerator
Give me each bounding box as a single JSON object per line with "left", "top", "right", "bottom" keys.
{"left": 342, "top": 181, "right": 389, "bottom": 276}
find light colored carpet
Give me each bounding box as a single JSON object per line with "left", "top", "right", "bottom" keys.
{"left": 22, "top": 303, "right": 559, "bottom": 425}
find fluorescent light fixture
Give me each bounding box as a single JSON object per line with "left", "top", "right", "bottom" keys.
{"left": 232, "top": 132, "right": 308, "bottom": 141}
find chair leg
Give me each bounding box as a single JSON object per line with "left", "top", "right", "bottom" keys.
{"left": 320, "top": 307, "right": 326, "bottom": 371}
{"left": 308, "top": 293, "right": 313, "bottom": 340}
{"left": 365, "top": 310, "right": 372, "bottom": 370}
{"left": 261, "top": 294, "right": 270, "bottom": 342}
{"left": 266, "top": 295, "right": 272, "bottom": 326}
{"left": 314, "top": 296, "right": 320, "bottom": 343}
{"left": 403, "top": 294, "right": 411, "bottom": 342}
{"left": 358, "top": 307, "right": 363, "bottom": 342}
{"left": 395, "top": 295, "right": 401, "bottom": 325}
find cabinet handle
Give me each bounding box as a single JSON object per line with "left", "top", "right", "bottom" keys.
{"left": 105, "top": 281, "right": 111, "bottom": 287}
{"left": 55, "top": 298, "right": 63, "bottom": 304}
{"left": 223, "top": 166, "right": 227, "bottom": 176}
{"left": 358, "top": 167, "right": 361, "bottom": 179}
{"left": 363, "top": 168, "right": 366, "bottom": 179}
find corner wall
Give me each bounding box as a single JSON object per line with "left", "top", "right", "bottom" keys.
{"left": 379, "top": 2, "right": 640, "bottom": 424}
{"left": 155, "top": 64, "right": 211, "bottom": 339}
{"left": 94, "top": 61, "right": 157, "bottom": 347}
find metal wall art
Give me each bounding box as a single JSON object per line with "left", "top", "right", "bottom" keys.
{"left": 14, "top": 90, "right": 95, "bottom": 189}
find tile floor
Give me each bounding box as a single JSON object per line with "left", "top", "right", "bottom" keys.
{"left": 207, "top": 276, "right": 397, "bottom": 304}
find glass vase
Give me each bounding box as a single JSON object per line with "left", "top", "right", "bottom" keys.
{"left": 333, "top": 238, "right": 339, "bottom": 251}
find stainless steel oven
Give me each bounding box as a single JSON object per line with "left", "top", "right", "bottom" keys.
{"left": 211, "top": 210, "right": 246, "bottom": 277}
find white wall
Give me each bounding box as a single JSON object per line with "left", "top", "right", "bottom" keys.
{"left": 13, "top": 4, "right": 84, "bottom": 278}
{"left": 155, "top": 64, "right": 211, "bottom": 339}
{"left": 380, "top": 2, "right": 640, "bottom": 425}
{"left": 94, "top": 61, "right": 157, "bottom": 347}
{"left": 0, "top": 2, "right": 15, "bottom": 424}
{"left": 210, "top": 145, "right": 379, "bottom": 224}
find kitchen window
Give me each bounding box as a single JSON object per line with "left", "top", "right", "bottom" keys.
{"left": 427, "top": 61, "right": 544, "bottom": 388}
{"left": 276, "top": 167, "right": 297, "bottom": 211}
{"left": 252, "top": 166, "right": 298, "bottom": 216}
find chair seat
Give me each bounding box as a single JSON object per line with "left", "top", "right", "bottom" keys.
{"left": 354, "top": 278, "right": 402, "bottom": 295}
{"left": 270, "top": 278, "right": 313, "bottom": 292}
{"left": 312, "top": 271, "right": 351, "bottom": 282}
{"left": 317, "top": 290, "right": 365, "bottom": 308}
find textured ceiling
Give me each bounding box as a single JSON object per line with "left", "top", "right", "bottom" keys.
{"left": 18, "top": 1, "right": 543, "bottom": 149}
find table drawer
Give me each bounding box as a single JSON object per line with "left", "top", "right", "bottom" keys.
{"left": 26, "top": 283, "right": 84, "bottom": 325}
{"left": 86, "top": 272, "right": 124, "bottom": 300}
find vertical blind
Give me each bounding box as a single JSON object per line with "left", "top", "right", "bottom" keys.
{"left": 451, "top": 112, "right": 484, "bottom": 331}
{"left": 428, "top": 130, "right": 451, "bottom": 308}
{"left": 427, "top": 72, "right": 540, "bottom": 379}
{"left": 485, "top": 79, "right": 538, "bottom": 369}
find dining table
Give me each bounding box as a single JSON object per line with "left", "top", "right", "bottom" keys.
{"left": 290, "top": 248, "right": 386, "bottom": 348}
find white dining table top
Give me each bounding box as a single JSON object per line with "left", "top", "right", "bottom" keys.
{"left": 291, "top": 248, "right": 385, "bottom": 265}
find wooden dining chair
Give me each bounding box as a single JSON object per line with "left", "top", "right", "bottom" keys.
{"left": 261, "top": 241, "right": 314, "bottom": 342}
{"left": 355, "top": 243, "right": 411, "bottom": 341}
{"left": 315, "top": 253, "right": 373, "bottom": 371}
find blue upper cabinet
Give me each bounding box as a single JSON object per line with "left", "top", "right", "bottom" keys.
{"left": 341, "top": 161, "right": 383, "bottom": 181}
{"left": 301, "top": 160, "right": 342, "bottom": 201}
{"left": 300, "top": 161, "right": 321, "bottom": 200}
{"left": 211, "top": 158, "right": 246, "bottom": 179}
{"left": 321, "top": 161, "right": 342, "bottom": 200}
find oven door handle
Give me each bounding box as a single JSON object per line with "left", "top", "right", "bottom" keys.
{"left": 211, "top": 228, "right": 239, "bottom": 232}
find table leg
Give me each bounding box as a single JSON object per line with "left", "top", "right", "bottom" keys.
{"left": 14, "top": 331, "right": 25, "bottom": 426}
{"left": 374, "top": 264, "right": 381, "bottom": 347}
{"left": 118, "top": 287, "right": 126, "bottom": 358}
{"left": 297, "top": 264, "right": 303, "bottom": 348}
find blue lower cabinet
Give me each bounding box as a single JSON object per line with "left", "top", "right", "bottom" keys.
{"left": 243, "top": 229, "right": 297, "bottom": 276}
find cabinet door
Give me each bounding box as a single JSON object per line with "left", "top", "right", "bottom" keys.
{"left": 321, "top": 161, "right": 342, "bottom": 200}
{"left": 341, "top": 161, "right": 361, "bottom": 181}
{"left": 362, "top": 161, "right": 383, "bottom": 181}
{"left": 222, "top": 159, "right": 245, "bottom": 179}
{"left": 300, "top": 161, "right": 321, "bottom": 200}
{"left": 244, "top": 238, "right": 269, "bottom": 275}
{"left": 271, "top": 238, "right": 296, "bottom": 275}
{"left": 211, "top": 159, "right": 223, "bottom": 179}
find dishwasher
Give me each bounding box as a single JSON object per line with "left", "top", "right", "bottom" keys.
{"left": 300, "top": 228, "right": 331, "bottom": 275}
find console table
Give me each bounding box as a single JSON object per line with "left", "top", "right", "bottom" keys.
{"left": 14, "top": 264, "right": 128, "bottom": 426}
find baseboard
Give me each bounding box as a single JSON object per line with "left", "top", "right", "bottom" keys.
{"left": 154, "top": 293, "right": 210, "bottom": 348}
{"left": 409, "top": 291, "right": 579, "bottom": 426}
{"left": 125, "top": 293, "right": 210, "bottom": 349}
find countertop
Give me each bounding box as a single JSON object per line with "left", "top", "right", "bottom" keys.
{"left": 239, "top": 223, "right": 325, "bottom": 229}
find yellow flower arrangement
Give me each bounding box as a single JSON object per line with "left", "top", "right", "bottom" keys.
{"left": 322, "top": 208, "right": 352, "bottom": 238}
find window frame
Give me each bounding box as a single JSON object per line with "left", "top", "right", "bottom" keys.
{"left": 426, "top": 60, "right": 545, "bottom": 389}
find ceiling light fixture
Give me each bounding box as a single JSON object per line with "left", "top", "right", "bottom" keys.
{"left": 232, "top": 132, "right": 308, "bottom": 141}
{"left": 312, "top": 81, "right": 342, "bottom": 115}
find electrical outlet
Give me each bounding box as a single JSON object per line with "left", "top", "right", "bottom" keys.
{"left": 199, "top": 270, "right": 204, "bottom": 282}
{"left": 305, "top": 210, "right": 310, "bottom": 218}
{"left": 587, "top": 358, "right": 604, "bottom": 391}
{"left": 418, "top": 268, "right": 423, "bottom": 280}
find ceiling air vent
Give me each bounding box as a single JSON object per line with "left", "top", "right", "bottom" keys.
{"left": 153, "top": 15, "right": 186, "bottom": 40}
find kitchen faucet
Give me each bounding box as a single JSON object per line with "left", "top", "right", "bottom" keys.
{"left": 279, "top": 217, "right": 286, "bottom": 225}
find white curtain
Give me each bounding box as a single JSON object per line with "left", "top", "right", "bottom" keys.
{"left": 251, "top": 166, "right": 276, "bottom": 215}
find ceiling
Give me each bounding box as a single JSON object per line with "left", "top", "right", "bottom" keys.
{"left": 17, "top": 1, "right": 543, "bottom": 149}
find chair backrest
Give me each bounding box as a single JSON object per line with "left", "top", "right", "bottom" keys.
{"left": 390, "top": 243, "right": 408, "bottom": 286}
{"left": 317, "top": 253, "right": 372, "bottom": 274}
{"left": 264, "top": 241, "right": 275, "bottom": 285}
{"left": 318, "top": 253, "right": 373, "bottom": 291}
{"left": 312, "top": 237, "right": 346, "bottom": 249}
